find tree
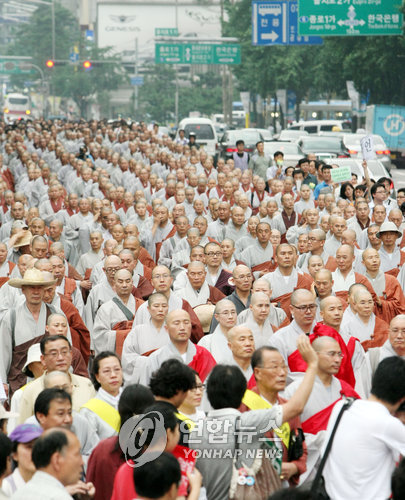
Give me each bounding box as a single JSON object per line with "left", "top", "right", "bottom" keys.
{"left": 223, "top": 0, "right": 405, "bottom": 112}
{"left": 8, "top": 4, "right": 126, "bottom": 117}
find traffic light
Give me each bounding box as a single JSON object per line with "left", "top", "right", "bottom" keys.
{"left": 45, "top": 60, "right": 55, "bottom": 68}
{"left": 83, "top": 60, "right": 92, "bottom": 71}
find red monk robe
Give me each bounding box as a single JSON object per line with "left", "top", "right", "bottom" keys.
{"left": 274, "top": 272, "right": 314, "bottom": 320}
{"left": 0, "top": 261, "right": 16, "bottom": 288}
{"left": 155, "top": 226, "right": 177, "bottom": 263}
{"left": 139, "top": 247, "right": 156, "bottom": 270}
{"left": 59, "top": 297, "right": 91, "bottom": 364}
{"left": 334, "top": 272, "right": 378, "bottom": 305}
{"left": 374, "top": 273, "right": 405, "bottom": 324}
{"left": 188, "top": 344, "right": 216, "bottom": 382}
{"left": 384, "top": 250, "right": 405, "bottom": 278}
{"left": 324, "top": 256, "right": 337, "bottom": 272}
{"left": 360, "top": 316, "right": 390, "bottom": 352}
{"left": 206, "top": 285, "right": 226, "bottom": 305}
{"left": 301, "top": 380, "right": 359, "bottom": 435}
{"left": 112, "top": 297, "right": 144, "bottom": 357}
{"left": 287, "top": 323, "right": 358, "bottom": 388}
{"left": 131, "top": 276, "right": 154, "bottom": 300}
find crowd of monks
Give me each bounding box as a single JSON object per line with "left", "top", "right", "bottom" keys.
{"left": 0, "top": 118, "right": 404, "bottom": 499}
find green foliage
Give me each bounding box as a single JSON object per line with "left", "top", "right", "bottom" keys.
{"left": 7, "top": 3, "right": 127, "bottom": 116}
{"left": 223, "top": 0, "right": 405, "bottom": 106}
{"left": 138, "top": 66, "right": 223, "bottom": 122}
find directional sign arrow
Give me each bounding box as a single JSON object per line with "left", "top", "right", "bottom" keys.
{"left": 262, "top": 31, "right": 279, "bottom": 41}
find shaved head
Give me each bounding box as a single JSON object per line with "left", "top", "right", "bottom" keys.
{"left": 312, "top": 336, "right": 340, "bottom": 352}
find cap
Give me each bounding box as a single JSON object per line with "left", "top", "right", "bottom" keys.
{"left": 12, "top": 220, "right": 28, "bottom": 230}
{"left": 376, "top": 221, "right": 402, "bottom": 239}
{"left": 22, "top": 343, "right": 42, "bottom": 374}
{"left": 9, "top": 423, "right": 43, "bottom": 443}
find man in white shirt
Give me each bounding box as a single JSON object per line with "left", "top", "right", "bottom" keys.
{"left": 323, "top": 356, "right": 405, "bottom": 500}
{"left": 11, "top": 427, "right": 89, "bottom": 500}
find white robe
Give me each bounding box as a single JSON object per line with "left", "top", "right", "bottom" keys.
{"left": 92, "top": 295, "right": 136, "bottom": 355}
{"left": 134, "top": 292, "right": 182, "bottom": 325}
{"left": 237, "top": 315, "right": 275, "bottom": 349}
{"left": 240, "top": 241, "right": 273, "bottom": 271}
{"left": 238, "top": 306, "right": 287, "bottom": 329}
{"left": 83, "top": 279, "right": 116, "bottom": 340}
{"left": 0, "top": 302, "right": 58, "bottom": 382}
{"left": 197, "top": 325, "right": 233, "bottom": 363}
{"left": 122, "top": 320, "right": 169, "bottom": 380}
{"left": 283, "top": 375, "right": 344, "bottom": 485}
{"left": 138, "top": 341, "right": 197, "bottom": 386}
{"left": 262, "top": 267, "right": 300, "bottom": 301}
{"left": 174, "top": 280, "right": 210, "bottom": 308}
{"left": 76, "top": 249, "right": 104, "bottom": 276}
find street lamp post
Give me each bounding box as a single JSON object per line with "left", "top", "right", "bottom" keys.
{"left": 26, "top": 0, "right": 55, "bottom": 111}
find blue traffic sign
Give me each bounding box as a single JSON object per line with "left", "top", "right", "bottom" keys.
{"left": 69, "top": 52, "right": 79, "bottom": 63}
{"left": 252, "top": 1, "right": 323, "bottom": 46}
{"left": 287, "top": 2, "right": 323, "bottom": 45}
{"left": 130, "top": 76, "right": 144, "bottom": 86}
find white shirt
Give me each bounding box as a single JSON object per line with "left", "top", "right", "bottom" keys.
{"left": 323, "top": 399, "right": 405, "bottom": 500}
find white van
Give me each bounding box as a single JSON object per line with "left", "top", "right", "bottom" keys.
{"left": 177, "top": 117, "right": 218, "bottom": 157}
{"left": 288, "top": 120, "right": 351, "bottom": 134}
{"left": 3, "top": 93, "right": 31, "bottom": 123}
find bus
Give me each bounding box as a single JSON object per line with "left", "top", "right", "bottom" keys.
{"left": 3, "top": 93, "right": 32, "bottom": 123}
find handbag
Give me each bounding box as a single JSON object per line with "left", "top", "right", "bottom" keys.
{"left": 287, "top": 428, "right": 305, "bottom": 462}
{"left": 309, "top": 397, "right": 355, "bottom": 500}
{"left": 229, "top": 417, "right": 282, "bottom": 500}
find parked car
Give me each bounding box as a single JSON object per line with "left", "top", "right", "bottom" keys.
{"left": 255, "top": 128, "right": 273, "bottom": 141}
{"left": 263, "top": 141, "right": 305, "bottom": 167}
{"left": 297, "top": 135, "right": 350, "bottom": 158}
{"left": 342, "top": 133, "right": 392, "bottom": 172}
{"left": 288, "top": 119, "right": 352, "bottom": 134}
{"left": 217, "top": 128, "right": 264, "bottom": 159}
{"left": 278, "top": 129, "right": 309, "bottom": 142}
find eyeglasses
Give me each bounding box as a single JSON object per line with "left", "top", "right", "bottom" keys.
{"left": 218, "top": 310, "right": 237, "bottom": 316}
{"left": 105, "top": 267, "right": 121, "bottom": 273}
{"left": 307, "top": 237, "right": 320, "bottom": 242}
{"left": 320, "top": 351, "right": 344, "bottom": 359}
{"left": 44, "top": 348, "right": 71, "bottom": 358}
{"left": 291, "top": 304, "right": 317, "bottom": 311}
{"left": 191, "top": 384, "right": 205, "bottom": 392}
{"left": 205, "top": 252, "right": 222, "bottom": 257}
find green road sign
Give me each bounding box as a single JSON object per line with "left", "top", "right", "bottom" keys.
{"left": 155, "top": 43, "right": 241, "bottom": 65}
{"left": 155, "top": 28, "right": 179, "bottom": 36}
{"left": 298, "top": 0, "right": 403, "bottom": 36}
{"left": 0, "top": 59, "right": 35, "bottom": 75}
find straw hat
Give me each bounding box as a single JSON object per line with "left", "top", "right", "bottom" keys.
{"left": 8, "top": 268, "right": 57, "bottom": 289}
{"left": 376, "top": 221, "right": 402, "bottom": 239}
{"left": 13, "top": 230, "right": 32, "bottom": 248}
{"left": 193, "top": 304, "right": 215, "bottom": 334}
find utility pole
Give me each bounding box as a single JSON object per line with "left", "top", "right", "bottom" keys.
{"left": 134, "top": 37, "right": 138, "bottom": 116}
{"left": 174, "top": 0, "right": 179, "bottom": 127}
